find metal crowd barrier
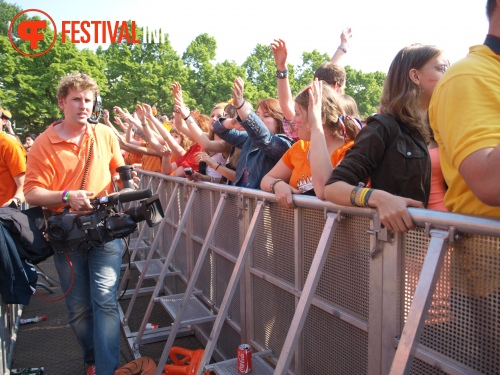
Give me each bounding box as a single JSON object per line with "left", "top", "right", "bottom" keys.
{"left": 122, "top": 170, "right": 500, "bottom": 375}
{"left": 0, "top": 301, "right": 22, "bottom": 375}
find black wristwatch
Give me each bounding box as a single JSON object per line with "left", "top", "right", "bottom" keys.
{"left": 276, "top": 69, "right": 288, "bottom": 79}
{"left": 13, "top": 196, "right": 21, "bottom": 207}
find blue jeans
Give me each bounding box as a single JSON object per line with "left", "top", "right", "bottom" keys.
{"left": 54, "top": 239, "right": 122, "bottom": 375}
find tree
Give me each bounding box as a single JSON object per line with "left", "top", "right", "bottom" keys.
{"left": 241, "top": 43, "right": 279, "bottom": 104}
{"left": 345, "top": 66, "right": 385, "bottom": 118}
{"left": 294, "top": 50, "right": 330, "bottom": 92}
{"left": 2, "top": 0, "right": 385, "bottom": 131}
{"left": 0, "top": 20, "right": 106, "bottom": 135}
{"left": 98, "top": 24, "right": 187, "bottom": 116}
{"left": 0, "top": 0, "right": 23, "bottom": 37}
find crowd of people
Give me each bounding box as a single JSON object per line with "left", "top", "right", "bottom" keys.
{"left": 1, "top": 1, "right": 499, "bottom": 373}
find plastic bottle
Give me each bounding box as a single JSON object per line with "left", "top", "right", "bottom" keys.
{"left": 19, "top": 315, "right": 47, "bottom": 325}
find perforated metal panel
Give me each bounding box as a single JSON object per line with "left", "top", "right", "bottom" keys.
{"left": 252, "top": 276, "right": 295, "bottom": 366}
{"left": 409, "top": 358, "right": 448, "bottom": 375}
{"left": 214, "top": 194, "right": 240, "bottom": 257}
{"left": 303, "top": 305, "right": 368, "bottom": 374}
{"left": 191, "top": 188, "right": 212, "bottom": 239}
{"left": 252, "top": 203, "right": 296, "bottom": 284}
{"left": 405, "top": 229, "right": 500, "bottom": 374}
{"left": 215, "top": 255, "right": 241, "bottom": 326}
{"left": 303, "top": 211, "right": 371, "bottom": 320}
{"left": 215, "top": 321, "right": 244, "bottom": 361}
{"left": 194, "top": 245, "right": 214, "bottom": 300}
{"left": 173, "top": 232, "right": 188, "bottom": 276}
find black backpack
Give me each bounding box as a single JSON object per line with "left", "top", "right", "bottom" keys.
{"left": 0, "top": 206, "right": 53, "bottom": 264}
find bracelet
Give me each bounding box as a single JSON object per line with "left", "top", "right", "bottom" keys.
{"left": 364, "top": 188, "right": 375, "bottom": 207}
{"left": 62, "top": 190, "right": 70, "bottom": 203}
{"left": 235, "top": 100, "right": 246, "bottom": 110}
{"left": 183, "top": 114, "right": 190, "bottom": 121}
{"left": 215, "top": 163, "right": 222, "bottom": 170}
{"left": 338, "top": 45, "right": 347, "bottom": 53}
{"left": 210, "top": 176, "right": 216, "bottom": 183}
{"left": 359, "top": 188, "right": 370, "bottom": 207}
{"left": 349, "top": 182, "right": 365, "bottom": 207}
{"left": 269, "top": 178, "right": 284, "bottom": 194}
{"left": 276, "top": 69, "right": 288, "bottom": 79}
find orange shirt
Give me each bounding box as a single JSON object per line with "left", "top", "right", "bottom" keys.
{"left": 0, "top": 132, "right": 26, "bottom": 206}
{"left": 24, "top": 121, "right": 125, "bottom": 212}
{"left": 141, "top": 155, "right": 162, "bottom": 173}
{"left": 124, "top": 151, "right": 143, "bottom": 165}
{"left": 281, "top": 140, "right": 354, "bottom": 192}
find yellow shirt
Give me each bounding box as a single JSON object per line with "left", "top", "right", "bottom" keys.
{"left": 429, "top": 45, "right": 500, "bottom": 218}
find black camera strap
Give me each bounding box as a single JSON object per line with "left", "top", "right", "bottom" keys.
{"left": 80, "top": 138, "right": 94, "bottom": 190}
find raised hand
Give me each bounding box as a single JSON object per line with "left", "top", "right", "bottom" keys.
{"left": 232, "top": 77, "right": 245, "bottom": 109}
{"left": 340, "top": 27, "right": 352, "bottom": 49}
{"left": 142, "top": 103, "right": 154, "bottom": 118}
{"left": 307, "top": 79, "right": 323, "bottom": 131}
{"left": 135, "top": 104, "right": 146, "bottom": 124}
{"left": 270, "top": 39, "right": 288, "bottom": 70}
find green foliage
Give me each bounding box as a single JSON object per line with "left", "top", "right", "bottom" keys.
{"left": 0, "top": 0, "right": 22, "bottom": 37}
{"left": 1, "top": 0, "right": 385, "bottom": 134}
{"left": 345, "top": 66, "right": 385, "bottom": 118}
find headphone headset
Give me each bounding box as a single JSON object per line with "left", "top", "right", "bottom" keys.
{"left": 88, "top": 94, "right": 102, "bottom": 124}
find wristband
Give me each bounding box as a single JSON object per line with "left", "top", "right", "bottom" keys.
{"left": 364, "top": 188, "right": 375, "bottom": 207}
{"left": 338, "top": 45, "right": 347, "bottom": 53}
{"left": 349, "top": 182, "right": 364, "bottom": 207}
{"left": 183, "top": 114, "right": 190, "bottom": 121}
{"left": 269, "top": 179, "right": 284, "bottom": 194}
{"left": 276, "top": 69, "right": 288, "bottom": 79}
{"left": 215, "top": 163, "right": 222, "bottom": 170}
{"left": 359, "top": 188, "right": 369, "bottom": 207}
{"left": 62, "top": 190, "right": 70, "bottom": 203}
{"left": 235, "top": 100, "right": 246, "bottom": 110}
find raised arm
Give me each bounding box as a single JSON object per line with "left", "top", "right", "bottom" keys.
{"left": 329, "top": 27, "right": 352, "bottom": 64}
{"left": 231, "top": 77, "right": 292, "bottom": 158}
{"left": 170, "top": 82, "right": 198, "bottom": 141}
{"left": 114, "top": 105, "right": 145, "bottom": 136}
{"left": 270, "top": 39, "right": 295, "bottom": 121}
{"left": 143, "top": 103, "right": 186, "bottom": 159}
{"left": 307, "top": 80, "right": 332, "bottom": 200}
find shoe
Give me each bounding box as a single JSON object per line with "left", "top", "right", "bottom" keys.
{"left": 85, "top": 363, "right": 96, "bottom": 375}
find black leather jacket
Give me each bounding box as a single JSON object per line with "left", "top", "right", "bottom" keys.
{"left": 327, "top": 114, "right": 431, "bottom": 207}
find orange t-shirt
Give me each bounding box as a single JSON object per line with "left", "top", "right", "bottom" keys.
{"left": 0, "top": 132, "right": 26, "bottom": 206}
{"left": 124, "top": 151, "right": 143, "bottom": 165}
{"left": 141, "top": 155, "right": 162, "bottom": 173}
{"left": 281, "top": 139, "right": 354, "bottom": 193}
{"left": 24, "top": 121, "right": 125, "bottom": 212}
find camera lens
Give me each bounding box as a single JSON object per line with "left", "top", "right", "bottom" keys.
{"left": 48, "top": 223, "right": 68, "bottom": 241}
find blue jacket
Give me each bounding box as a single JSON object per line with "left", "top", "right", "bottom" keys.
{"left": 214, "top": 111, "right": 294, "bottom": 189}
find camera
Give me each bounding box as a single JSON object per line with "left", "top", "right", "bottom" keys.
{"left": 47, "top": 166, "right": 164, "bottom": 253}
{"left": 47, "top": 189, "right": 164, "bottom": 253}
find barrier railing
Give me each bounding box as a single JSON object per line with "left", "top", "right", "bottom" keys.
{"left": 0, "top": 301, "right": 22, "bottom": 375}
{"left": 80, "top": 170, "right": 500, "bottom": 374}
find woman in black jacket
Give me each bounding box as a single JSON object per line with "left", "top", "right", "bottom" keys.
{"left": 325, "top": 44, "right": 448, "bottom": 232}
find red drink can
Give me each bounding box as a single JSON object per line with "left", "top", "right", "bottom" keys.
{"left": 237, "top": 343, "right": 252, "bottom": 373}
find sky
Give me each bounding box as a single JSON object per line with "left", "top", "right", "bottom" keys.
{"left": 10, "top": 0, "right": 489, "bottom": 74}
